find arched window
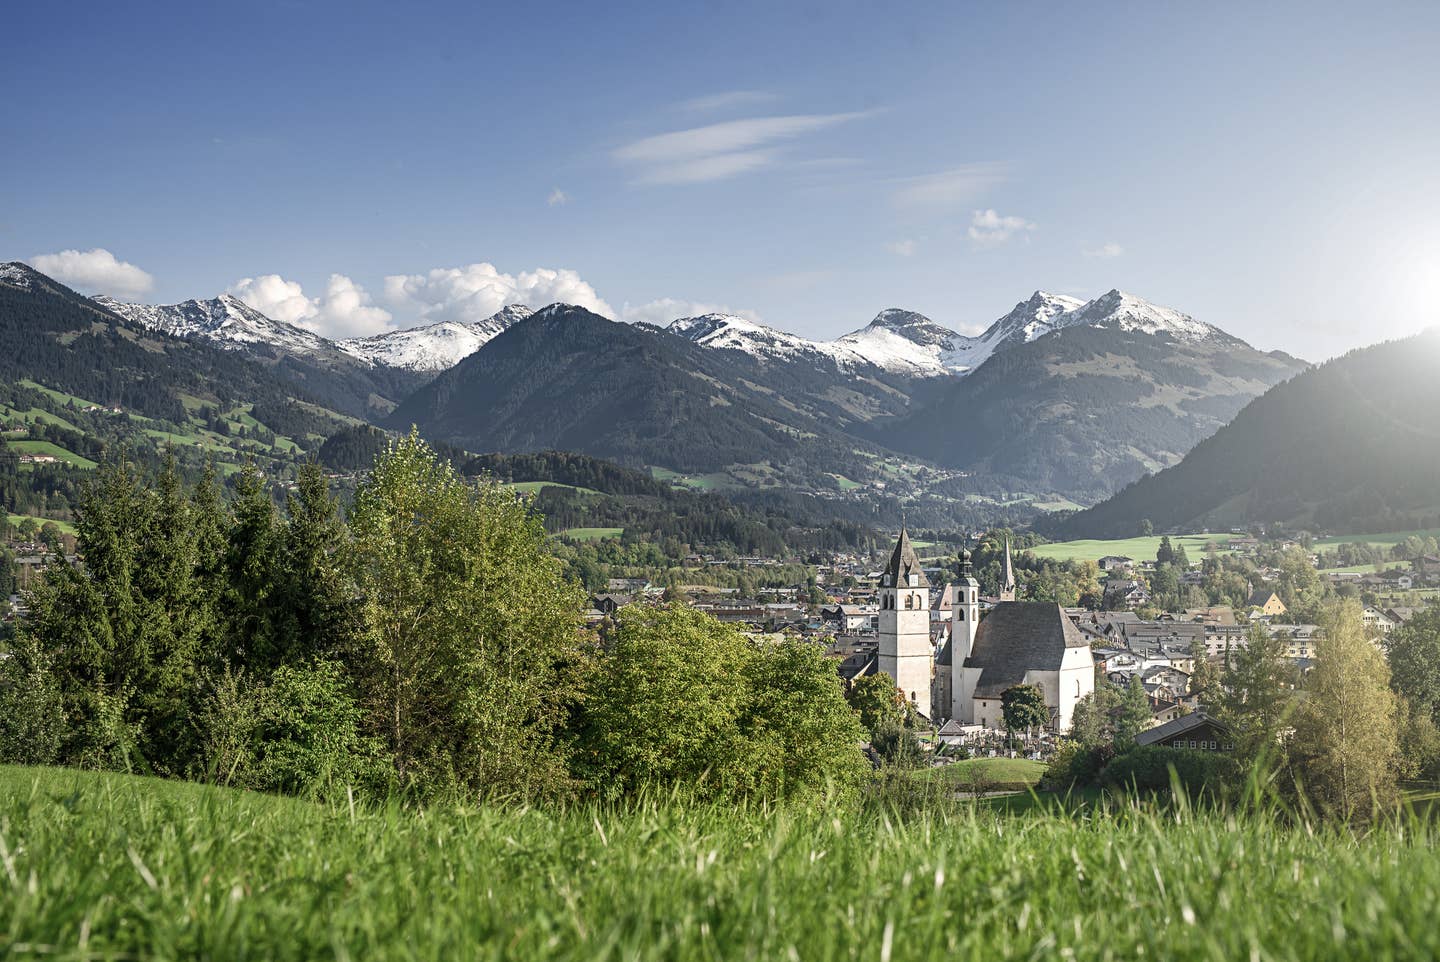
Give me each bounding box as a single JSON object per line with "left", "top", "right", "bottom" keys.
{"left": 905, "top": 595, "right": 914, "bottom": 610}
{"left": 957, "top": 609, "right": 965, "bottom": 621}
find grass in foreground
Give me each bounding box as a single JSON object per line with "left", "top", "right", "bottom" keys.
{"left": 4, "top": 766, "right": 1440, "bottom": 961}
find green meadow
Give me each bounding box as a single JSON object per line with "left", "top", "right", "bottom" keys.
{"left": 1027, "top": 533, "right": 1230, "bottom": 564}
{"left": 4, "top": 766, "right": 1440, "bottom": 961}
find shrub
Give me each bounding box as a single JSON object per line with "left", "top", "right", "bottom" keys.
{"left": 0, "top": 639, "right": 62, "bottom": 765}
{"left": 202, "top": 661, "right": 392, "bottom": 799}
{"left": 1098, "top": 746, "right": 1238, "bottom": 798}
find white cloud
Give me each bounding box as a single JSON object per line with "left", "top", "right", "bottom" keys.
{"left": 893, "top": 164, "right": 1008, "bottom": 208}
{"left": 228, "top": 272, "right": 392, "bottom": 338}
{"left": 680, "top": 90, "right": 777, "bottom": 112}
{"left": 547, "top": 187, "right": 569, "bottom": 207}
{"left": 228, "top": 274, "right": 315, "bottom": 324}
{"left": 886, "top": 239, "right": 917, "bottom": 257}
{"left": 384, "top": 262, "right": 615, "bottom": 322}
{"left": 968, "top": 209, "right": 1035, "bottom": 247}
{"left": 620, "top": 297, "right": 762, "bottom": 325}
{"left": 28, "top": 248, "right": 154, "bottom": 297}
{"left": 314, "top": 274, "right": 392, "bottom": 338}
{"left": 614, "top": 112, "right": 869, "bottom": 184}
{"left": 1084, "top": 242, "right": 1125, "bottom": 259}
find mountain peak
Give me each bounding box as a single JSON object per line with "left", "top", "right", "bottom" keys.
{"left": 1064, "top": 289, "right": 1218, "bottom": 341}
{"left": 97, "top": 292, "right": 330, "bottom": 355}
{"left": 337, "top": 303, "right": 540, "bottom": 372}
{"left": 0, "top": 261, "right": 45, "bottom": 290}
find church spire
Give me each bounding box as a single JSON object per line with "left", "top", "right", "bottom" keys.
{"left": 884, "top": 528, "right": 929, "bottom": 588}
{"left": 999, "top": 536, "right": 1017, "bottom": 602}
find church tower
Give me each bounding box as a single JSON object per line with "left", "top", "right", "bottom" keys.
{"left": 999, "top": 536, "right": 1018, "bottom": 602}
{"left": 878, "top": 529, "right": 934, "bottom": 720}
{"left": 949, "top": 546, "right": 981, "bottom": 723}
{"left": 951, "top": 547, "right": 980, "bottom": 663}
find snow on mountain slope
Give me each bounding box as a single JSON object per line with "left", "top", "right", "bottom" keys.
{"left": 96, "top": 293, "right": 330, "bottom": 355}
{"left": 0, "top": 262, "right": 41, "bottom": 290}
{"left": 666, "top": 313, "right": 860, "bottom": 367}
{"left": 338, "top": 304, "right": 534, "bottom": 372}
{"left": 829, "top": 290, "right": 1217, "bottom": 376}
{"left": 1055, "top": 289, "right": 1219, "bottom": 340}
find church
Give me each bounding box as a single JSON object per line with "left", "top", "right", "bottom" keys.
{"left": 876, "top": 530, "right": 1094, "bottom": 732}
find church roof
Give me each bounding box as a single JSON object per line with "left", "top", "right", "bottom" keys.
{"left": 964, "top": 601, "right": 1088, "bottom": 698}
{"left": 883, "top": 529, "right": 929, "bottom": 588}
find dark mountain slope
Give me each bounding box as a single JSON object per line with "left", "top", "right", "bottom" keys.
{"left": 385, "top": 305, "right": 898, "bottom": 477}
{"left": 0, "top": 263, "right": 349, "bottom": 432}
{"left": 876, "top": 322, "right": 1307, "bottom": 502}
{"left": 1046, "top": 328, "right": 1440, "bottom": 538}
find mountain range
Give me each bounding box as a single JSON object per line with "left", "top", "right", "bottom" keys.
{"left": 1046, "top": 327, "right": 1440, "bottom": 538}
{"left": 0, "top": 259, "right": 1311, "bottom": 517}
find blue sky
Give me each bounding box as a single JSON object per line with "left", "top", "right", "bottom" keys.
{"left": 5, "top": 0, "right": 1439, "bottom": 356}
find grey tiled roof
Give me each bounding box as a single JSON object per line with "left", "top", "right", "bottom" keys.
{"left": 964, "top": 601, "right": 1088, "bottom": 698}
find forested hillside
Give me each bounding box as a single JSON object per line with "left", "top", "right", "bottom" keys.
{"left": 879, "top": 323, "right": 1306, "bottom": 503}
{"left": 1047, "top": 328, "right": 1440, "bottom": 538}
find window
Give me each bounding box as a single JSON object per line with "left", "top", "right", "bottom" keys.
{"left": 1174, "top": 739, "right": 1185, "bottom": 748}
{"left": 1209, "top": 741, "right": 1217, "bottom": 750}
{"left": 1189, "top": 740, "right": 1197, "bottom": 749}
{"left": 957, "top": 609, "right": 965, "bottom": 621}
{"left": 905, "top": 595, "right": 914, "bottom": 610}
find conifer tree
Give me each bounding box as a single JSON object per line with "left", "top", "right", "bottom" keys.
{"left": 1217, "top": 622, "right": 1296, "bottom": 773}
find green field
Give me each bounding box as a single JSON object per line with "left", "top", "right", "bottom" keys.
{"left": 9, "top": 439, "right": 98, "bottom": 469}
{"left": 557, "top": 526, "right": 624, "bottom": 541}
{"left": 6, "top": 766, "right": 1440, "bottom": 960}
{"left": 505, "top": 480, "right": 602, "bottom": 496}
{"left": 1028, "top": 533, "right": 1231, "bottom": 564}
{"left": 6, "top": 513, "right": 78, "bottom": 536}
{"left": 915, "top": 757, "right": 1047, "bottom": 790}
{"left": 1315, "top": 528, "right": 1440, "bottom": 549}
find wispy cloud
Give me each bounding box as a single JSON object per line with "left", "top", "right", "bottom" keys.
{"left": 28, "top": 248, "right": 154, "bottom": 297}
{"left": 1084, "top": 242, "right": 1124, "bottom": 258}
{"left": 680, "top": 90, "right": 777, "bottom": 112}
{"left": 547, "top": 187, "right": 569, "bottom": 207}
{"left": 968, "top": 209, "right": 1035, "bottom": 247}
{"left": 886, "top": 239, "right": 917, "bottom": 257}
{"left": 892, "top": 163, "right": 1008, "bottom": 208}
{"left": 613, "top": 112, "right": 870, "bottom": 184}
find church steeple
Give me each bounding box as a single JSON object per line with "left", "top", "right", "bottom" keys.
{"left": 883, "top": 527, "right": 929, "bottom": 589}
{"left": 877, "top": 528, "right": 934, "bottom": 719}
{"left": 999, "top": 536, "right": 1017, "bottom": 602}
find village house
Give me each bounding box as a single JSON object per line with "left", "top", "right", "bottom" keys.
{"left": 1247, "top": 589, "right": 1287, "bottom": 618}
{"left": 1137, "top": 711, "right": 1233, "bottom": 752}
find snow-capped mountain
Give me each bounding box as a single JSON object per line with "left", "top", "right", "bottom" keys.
{"left": 96, "top": 293, "right": 330, "bottom": 355}
{"left": 833, "top": 309, "right": 975, "bottom": 376}
{"left": 1052, "top": 289, "right": 1219, "bottom": 340}
{"left": 831, "top": 290, "right": 1219, "bottom": 376}
{"left": 338, "top": 305, "right": 533, "bottom": 372}
{"left": 666, "top": 313, "right": 857, "bottom": 367}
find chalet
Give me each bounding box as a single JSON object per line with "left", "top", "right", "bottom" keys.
{"left": 1362, "top": 605, "right": 1398, "bottom": 635}
{"left": 1247, "top": 589, "right": 1287, "bottom": 618}
{"left": 1097, "top": 555, "right": 1134, "bottom": 573}
{"left": 1136, "top": 711, "right": 1233, "bottom": 752}
{"left": 589, "top": 593, "right": 632, "bottom": 616}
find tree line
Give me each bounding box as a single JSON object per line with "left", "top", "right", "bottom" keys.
{"left": 0, "top": 431, "right": 867, "bottom": 804}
